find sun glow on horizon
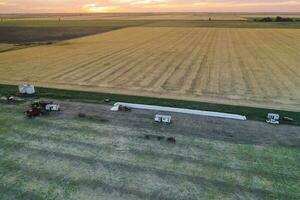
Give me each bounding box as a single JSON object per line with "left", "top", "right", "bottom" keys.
{"left": 0, "top": 0, "right": 300, "bottom": 13}
{"left": 81, "top": 3, "right": 120, "bottom": 13}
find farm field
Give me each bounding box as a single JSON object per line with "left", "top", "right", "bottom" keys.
{"left": 0, "top": 43, "right": 14, "bottom": 52}
{"left": 0, "top": 27, "right": 300, "bottom": 111}
{"left": 0, "top": 13, "right": 248, "bottom": 21}
{"left": 0, "top": 101, "right": 300, "bottom": 199}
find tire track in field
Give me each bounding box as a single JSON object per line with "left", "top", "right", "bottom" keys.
{"left": 126, "top": 30, "right": 190, "bottom": 88}
{"left": 76, "top": 29, "right": 174, "bottom": 83}
{"left": 231, "top": 29, "right": 265, "bottom": 98}
{"left": 37, "top": 32, "right": 140, "bottom": 80}
{"left": 219, "top": 29, "right": 236, "bottom": 95}
{"left": 242, "top": 30, "right": 283, "bottom": 99}
{"left": 131, "top": 29, "right": 194, "bottom": 88}
{"left": 160, "top": 29, "right": 211, "bottom": 92}
{"left": 179, "top": 29, "right": 211, "bottom": 93}
{"left": 201, "top": 29, "right": 219, "bottom": 95}
{"left": 265, "top": 30, "right": 300, "bottom": 80}
{"left": 213, "top": 29, "right": 235, "bottom": 96}
{"left": 250, "top": 30, "right": 297, "bottom": 99}
{"left": 143, "top": 29, "right": 199, "bottom": 90}
{"left": 69, "top": 28, "right": 172, "bottom": 83}
{"left": 12, "top": 130, "right": 297, "bottom": 189}
{"left": 186, "top": 29, "right": 217, "bottom": 95}
{"left": 109, "top": 29, "right": 186, "bottom": 87}
{"left": 225, "top": 29, "right": 247, "bottom": 96}
{"left": 93, "top": 29, "right": 177, "bottom": 85}
{"left": 11, "top": 133, "right": 293, "bottom": 200}
{"left": 45, "top": 29, "right": 157, "bottom": 81}
{"left": 75, "top": 29, "right": 172, "bottom": 83}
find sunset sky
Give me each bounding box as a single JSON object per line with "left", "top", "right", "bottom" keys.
{"left": 0, "top": 0, "right": 300, "bottom": 13}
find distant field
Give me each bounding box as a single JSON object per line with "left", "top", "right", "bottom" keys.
{"left": 0, "top": 13, "right": 247, "bottom": 21}
{"left": 0, "top": 27, "right": 299, "bottom": 111}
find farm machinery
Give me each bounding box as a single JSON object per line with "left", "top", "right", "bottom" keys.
{"left": 25, "top": 101, "right": 60, "bottom": 118}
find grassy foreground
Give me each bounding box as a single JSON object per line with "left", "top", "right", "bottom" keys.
{"left": 0, "top": 102, "right": 299, "bottom": 199}
{"left": 0, "top": 84, "right": 299, "bottom": 126}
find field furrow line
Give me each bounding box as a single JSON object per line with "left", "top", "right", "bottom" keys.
{"left": 161, "top": 29, "right": 211, "bottom": 92}
{"left": 126, "top": 30, "right": 190, "bottom": 88}
{"left": 109, "top": 30, "right": 185, "bottom": 87}
{"left": 70, "top": 29, "right": 173, "bottom": 82}
{"left": 250, "top": 30, "right": 297, "bottom": 100}
{"left": 178, "top": 29, "right": 212, "bottom": 94}
{"left": 266, "top": 31, "right": 300, "bottom": 79}
{"left": 133, "top": 29, "right": 193, "bottom": 88}
{"left": 217, "top": 29, "right": 233, "bottom": 95}
{"left": 245, "top": 30, "right": 286, "bottom": 99}
{"left": 186, "top": 30, "right": 218, "bottom": 95}
{"left": 43, "top": 28, "right": 159, "bottom": 81}
{"left": 74, "top": 29, "right": 174, "bottom": 83}
{"left": 93, "top": 29, "right": 177, "bottom": 84}
{"left": 226, "top": 29, "right": 249, "bottom": 96}
{"left": 145, "top": 30, "right": 199, "bottom": 90}
{"left": 201, "top": 29, "right": 219, "bottom": 95}
{"left": 231, "top": 29, "right": 265, "bottom": 98}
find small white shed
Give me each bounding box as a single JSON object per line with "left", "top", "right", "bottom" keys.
{"left": 154, "top": 114, "right": 171, "bottom": 123}
{"left": 19, "top": 84, "right": 35, "bottom": 95}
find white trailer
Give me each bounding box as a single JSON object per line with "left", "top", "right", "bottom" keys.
{"left": 155, "top": 114, "right": 171, "bottom": 123}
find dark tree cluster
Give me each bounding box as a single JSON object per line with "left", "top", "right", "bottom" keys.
{"left": 255, "top": 16, "right": 295, "bottom": 22}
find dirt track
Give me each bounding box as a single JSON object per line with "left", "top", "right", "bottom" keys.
{"left": 59, "top": 101, "right": 300, "bottom": 147}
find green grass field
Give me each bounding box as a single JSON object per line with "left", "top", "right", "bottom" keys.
{"left": 0, "top": 103, "right": 299, "bottom": 199}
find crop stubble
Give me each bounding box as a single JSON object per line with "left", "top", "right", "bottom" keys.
{"left": 0, "top": 27, "right": 299, "bottom": 110}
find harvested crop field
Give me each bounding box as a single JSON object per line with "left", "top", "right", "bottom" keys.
{"left": 0, "top": 27, "right": 299, "bottom": 111}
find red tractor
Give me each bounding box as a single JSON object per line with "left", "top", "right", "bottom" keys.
{"left": 25, "top": 107, "right": 42, "bottom": 118}
{"left": 25, "top": 101, "right": 49, "bottom": 118}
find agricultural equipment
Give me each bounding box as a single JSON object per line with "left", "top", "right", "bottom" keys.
{"left": 25, "top": 101, "right": 60, "bottom": 118}
{"left": 25, "top": 107, "right": 43, "bottom": 118}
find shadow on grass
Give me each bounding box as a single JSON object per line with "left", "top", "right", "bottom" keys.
{"left": 8, "top": 144, "right": 299, "bottom": 200}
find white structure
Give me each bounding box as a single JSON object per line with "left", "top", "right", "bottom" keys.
{"left": 155, "top": 114, "right": 172, "bottom": 123}
{"left": 45, "top": 104, "right": 60, "bottom": 111}
{"left": 266, "top": 113, "right": 280, "bottom": 125}
{"left": 111, "top": 102, "right": 247, "bottom": 121}
{"left": 110, "top": 105, "right": 120, "bottom": 112}
{"left": 18, "top": 84, "right": 35, "bottom": 95}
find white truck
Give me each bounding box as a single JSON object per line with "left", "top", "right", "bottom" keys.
{"left": 154, "top": 114, "right": 172, "bottom": 124}
{"left": 266, "top": 113, "right": 280, "bottom": 125}
{"left": 45, "top": 104, "right": 61, "bottom": 111}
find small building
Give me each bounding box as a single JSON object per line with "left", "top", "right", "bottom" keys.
{"left": 154, "top": 114, "right": 171, "bottom": 123}
{"left": 19, "top": 84, "right": 35, "bottom": 95}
